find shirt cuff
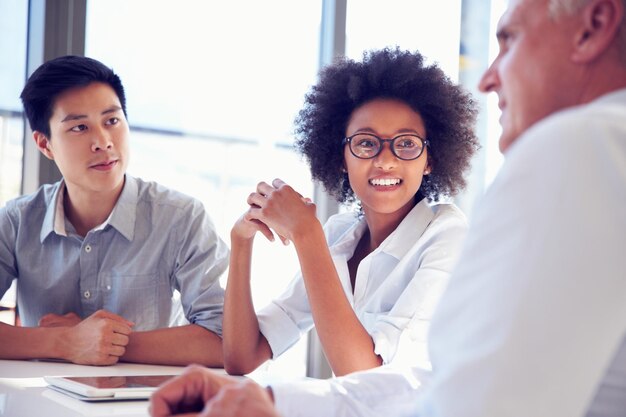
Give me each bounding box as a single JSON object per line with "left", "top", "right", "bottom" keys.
{"left": 372, "top": 317, "right": 431, "bottom": 367}
{"left": 272, "top": 366, "right": 429, "bottom": 417}
{"left": 257, "top": 302, "right": 304, "bottom": 358}
{"left": 272, "top": 379, "right": 335, "bottom": 417}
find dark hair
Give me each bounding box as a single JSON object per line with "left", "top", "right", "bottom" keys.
{"left": 20, "top": 55, "right": 127, "bottom": 139}
{"left": 295, "top": 47, "right": 480, "bottom": 203}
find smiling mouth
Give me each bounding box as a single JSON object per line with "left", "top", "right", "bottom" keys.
{"left": 369, "top": 178, "right": 402, "bottom": 186}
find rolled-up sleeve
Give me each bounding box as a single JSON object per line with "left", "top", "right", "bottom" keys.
{"left": 0, "top": 205, "right": 18, "bottom": 298}
{"left": 257, "top": 272, "right": 313, "bottom": 358}
{"left": 173, "top": 199, "right": 229, "bottom": 335}
{"left": 273, "top": 365, "right": 427, "bottom": 417}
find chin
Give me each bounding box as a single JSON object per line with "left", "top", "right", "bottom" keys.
{"left": 499, "top": 132, "right": 518, "bottom": 154}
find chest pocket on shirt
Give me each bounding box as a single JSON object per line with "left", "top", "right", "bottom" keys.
{"left": 101, "top": 271, "right": 158, "bottom": 331}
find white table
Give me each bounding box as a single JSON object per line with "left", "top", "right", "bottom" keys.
{"left": 0, "top": 359, "right": 193, "bottom": 417}
{"left": 0, "top": 359, "right": 295, "bottom": 417}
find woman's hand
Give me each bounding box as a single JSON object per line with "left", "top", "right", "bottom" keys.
{"left": 245, "top": 178, "right": 317, "bottom": 244}
{"left": 231, "top": 210, "right": 275, "bottom": 243}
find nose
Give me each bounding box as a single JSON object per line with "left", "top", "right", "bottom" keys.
{"left": 478, "top": 59, "right": 499, "bottom": 93}
{"left": 91, "top": 127, "right": 113, "bottom": 152}
{"left": 373, "top": 142, "right": 397, "bottom": 169}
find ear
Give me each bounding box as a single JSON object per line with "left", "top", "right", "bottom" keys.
{"left": 571, "top": 0, "right": 624, "bottom": 63}
{"left": 33, "top": 131, "right": 54, "bottom": 160}
{"left": 424, "top": 159, "right": 432, "bottom": 175}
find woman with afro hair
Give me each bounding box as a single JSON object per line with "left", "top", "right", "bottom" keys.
{"left": 222, "top": 47, "right": 480, "bottom": 377}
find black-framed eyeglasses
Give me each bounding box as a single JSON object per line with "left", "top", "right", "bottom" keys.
{"left": 343, "top": 133, "right": 429, "bottom": 161}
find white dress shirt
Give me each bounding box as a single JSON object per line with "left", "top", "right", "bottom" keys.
{"left": 271, "top": 89, "right": 626, "bottom": 417}
{"left": 257, "top": 199, "right": 468, "bottom": 367}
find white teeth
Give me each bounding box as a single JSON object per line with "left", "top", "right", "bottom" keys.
{"left": 370, "top": 178, "right": 401, "bottom": 186}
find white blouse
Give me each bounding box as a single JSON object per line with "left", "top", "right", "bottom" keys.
{"left": 257, "top": 198, "right": 468, "bottom": 367}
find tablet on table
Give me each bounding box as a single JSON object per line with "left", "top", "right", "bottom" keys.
{"left": 44, "top": 374, "right": 176, "bottom": 402}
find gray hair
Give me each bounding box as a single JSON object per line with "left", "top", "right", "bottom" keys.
{"left": 548, "top": 0, "right": 626, "bottom": 62}
{"left": 547, "top": 0, "right": 589, "bottom": 17}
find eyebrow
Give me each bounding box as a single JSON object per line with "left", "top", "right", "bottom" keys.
{"left": 495, "top": 12, "right": 515, "bottom": 42}
{"left": 60, "top": 105, "right": 123, "bottom": 123}
{"left": 354, "top": 127, "right": 422, "bottom": 136}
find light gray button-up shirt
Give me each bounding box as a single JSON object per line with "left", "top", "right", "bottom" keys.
{"left": 0, "top": 175, "right": 228, "bottom": 334}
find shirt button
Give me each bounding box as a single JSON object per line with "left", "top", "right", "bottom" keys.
{"left": 83, "top": 290, "right": 91, "bottom": 299}
{"left": 106, "top": 285, "right": 111, "bottom": 291}
{"left": 85, "top": 245, "right": 92, "bottom": 253}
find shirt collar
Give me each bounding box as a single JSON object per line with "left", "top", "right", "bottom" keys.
{"left": 378, "top": 198, "right": 436, "bottom": 260}
{"left": 590, "top": 87, "right": 626, "bottom": 107}
{"left": 40, "top": 181, "right": 65, "bottom": 242}
{"left": 39, "top": 176, "right": 137, "bottom": 242}
{"left": 329, "top": 199, "right": 437, "bottom": 260}
{"left": 106, "top": 175, "right": 137, "bottom": 242}
{"left": 329, "top": 214, "right": 369, "bottom": 257}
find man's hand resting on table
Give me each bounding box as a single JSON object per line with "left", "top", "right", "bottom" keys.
{"left": 40, "top": 309, "right": 133, "bottom": 365}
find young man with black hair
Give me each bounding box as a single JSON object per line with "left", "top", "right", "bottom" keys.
{"left": 0, "top": 55, "right": 228, "bottom": 366}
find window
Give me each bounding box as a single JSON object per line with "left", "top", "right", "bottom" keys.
{"left": 0, "top": 0, "right": 27, "bottom": 206}
{"left": 86, "top": 0, "right": 323, "bottom": 378}
{"left": 484, "top": 0, "right": 507, "bottom": 184}
{"left": 346, "top": 0, "right": 462, "bottom": 80}
{"left": 0, "top": 0, "right": 27, "bottom": 325}
{"left": 84, "top": 0, "right": 506, "bottom": 378}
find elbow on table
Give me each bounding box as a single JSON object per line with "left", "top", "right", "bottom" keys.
{"left": 223, "top": 352, "right": 265, "bottom": 375}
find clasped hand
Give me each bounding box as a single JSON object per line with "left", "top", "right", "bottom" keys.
{"left": 233, "top": 178, "right": 316, "bottom": 245}
{"left": 39, "top": 309, "right": 133, "bottom": 365}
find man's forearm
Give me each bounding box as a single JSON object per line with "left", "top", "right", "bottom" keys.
{"left": 122, "top": 324, "right": 224, "bottom": 367}
{"left": 0, "top": 322, "right": 65, "bottom": 360}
